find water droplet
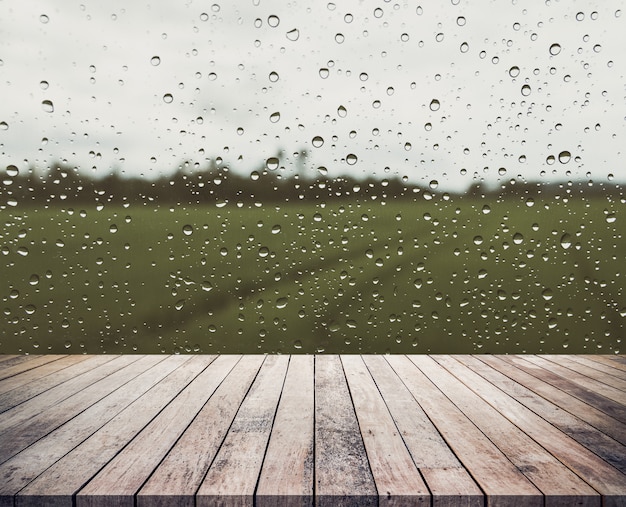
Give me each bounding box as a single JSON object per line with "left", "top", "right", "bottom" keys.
{"left": 270, "top": 111, "right": 280, "bottom": 123}
{"left": 268, "top": 15, "right": 280, "bottom": 27}
{"left": 258, "top": 247, "right": 269, "bottom": 258}
{"left": 312, "top": 136, "right": 324, "bottom": 148}
{"left": 61, "top": 319, "right": 70, "bottom": 329}
{"left": 482, "top": 205, "right": 491, "bottom": 214}
{"left": 40, "top": 14, "right": 49, "bottom": 23}
{"left": 319, "top": 68, "right": 329, "bottom": 79}
{"left": 150, "top": 56, "right": 161, "bottom": 66}
{"left": 42, "top": 100, "right": 54, "bottom": 113}
{"left": 109, "top": 224, "right": 118, "bottom": 234}
{"left": 269, "top": 71, "right": 279, "bottom": 82}
{"left": 29, "top": 274, "right": 40, "bottom": 285}
{"left": 40, "top": 80, "right": 49, "bottom": 90}
{"left": 17, "top": 247, "right": 29, "bottom": 256}
{"left": 337, "top": 105, "right": 347, "bottom": 117}
{"left": 335, "top": 33, "right": 345, "bottom": 44}
{"left": 266, "top": 157, "right": 279, "bottom": 170}
{"left": 0, "top": 121, "right": 8, "bottom": 130}
{"left": 182, "top": 224, "right": 193, "bottom": 236}
{"left": 560, "top": 233, "right": 572, "bottom": 249}
{"left": 473, "top": 236, "right": 483, "bottom": 245}
{"left": 276, "top": 297, "right": 288, "bottom": 309}
{"left": 286, "top": 28, "right": 299, "bottom": 41}
{"left": 549, "top": 43, "right": 561, "bottom": 55}
{"left": 175, "top": 299, "right": 186, "bottom": 310}
{"left": 429, "top": 99, "right": 440, "bottom": 111}
{"left": 558, "top": 151, "right": 571, "bottom": 164}
{"left": 271, "top": 224, "right": 282, "bottom": 234}
{"left": 6, "top": 165, "right": 19, "bottom": 177}
{"left": 64, "top": 340, "right": 72, "bottom": 349}
{"left": 293, "top": 340, "right": 302, "bottom": 349}
{"left": 521, "top": 84, "right": 531, "bottom": 96}
{"left": 606, "top": 213, "right": 616, "bottom": 224}
{"left": 163, "top": 93, "right": 173, "bottom": 103}
{"left": 513, "top": 233, "right": 524, "bottom": 245}
{"left": 509, "top": 66, "right": 520, "bottom": 78}
{"left": 201, "top": 281, "right": 213, "bottom": 292}
{"left": 346, "top": 153, "right": 358, "bottom": 165}
{"left": 25, "top": 305, "right": 37, "bottom": 315}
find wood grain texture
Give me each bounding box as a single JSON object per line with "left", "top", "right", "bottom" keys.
{"left": 315, "top": 355, "right": 377, "bottom": 507}
{"left": 0, "top": 355, "right": 66, "bottom": 381}
{"left": 0, "top": 354, "right": 623, "bottom": 507}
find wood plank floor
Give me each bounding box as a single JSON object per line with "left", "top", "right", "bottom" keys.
{"left": 0, "top": 355, "right": 624, "bottom": 507}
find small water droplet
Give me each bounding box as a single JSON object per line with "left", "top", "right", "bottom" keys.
{"left": 182, "top": 224, "right": 193, "bottom": 236}
{"left": 17, "top": 247, "right": 29, "bottom": 256}
{"left": 276, "top": 297, "right": 288, "bottom": 309}
{"left": 509, "top": 66, "right": 520, "bottom": 78}
{"left": 150, "top": 56, "right": 161, "bottom": 66}
{"left": 109, "top": 224, "right": 118, "bottom": 234}
{"left": 175, "top": 299, "right": 186, "bottom": 310}
{"left": 29, "top": 274, "right": 40, "bottom": 285}
{"left": 40, "top": 14, "right": 49, "bottom": 24}
{"left": 270, "top": 111, "right": 280, "bottom": 123}
{"left": 258, "top": 247, "right": 269, "bottom": 257}
{"left": 346, "top": 153, "right": 358, "bottom": 165}
{"left": 286, "top": 28, "right": 299, "bottom": 41}
{"left": 6, "top": 165, "right": 19, "bottom": 177}
{"left": 549, "top": 43, "right": 561, "bottom": 55}
{"left": 473, "top": 235, "right": 483, "bottom": 245}
{"left": 0, "top": 121, "right": 8, "bottom": 130}
{"left": 42, "top": 100, "right": 54, "bottom": 113}
{"left": 267, "top": 15, "right": 280, "bottom": 27}
{"left": 266, "top": 157, "right": 279, "bottom": 170}
{"left": 269, "top": 71, "right": 279, "bottom": 82}
{"left": 163, "top": 93, "right": 173, "bottom": 103}
{"left": 312, "top": 136, "right": 324, "bottom": 148}
{"left": 558, "top": 151, "right": 571, "bottom": 164}
{"left": 337, "top": 105, "right": 347, "bottom": 117}
{"left": 513, "top": 233, "right": 524, "bottom": 245}
{"left": 271, "top": 224, "right": 282, "bottom": 234}
{"left": 319, "top": 68, "right": 329, "bottom": 79}
{"left": 560, "top": 233, "right": 572, "bottom": 249}
{"left": 429, "top": 99, "right": 440, "bottom": 111}
{"left": 61, "top": 319, "right": 70, "bottom": 329}
{"left": 521, "top": 84, "right": 531, "bottom": 96}
{"left": 25, "top": 305, "right": 37, "bottom": 315}
{"left": 201, "top": 280, "right": 213, "bottom": 292}
{"left": 605, "top": 213, "right": 616, "bottom": 224}
{"left": 293, "top": 340, "right": 302, "bottom": 349}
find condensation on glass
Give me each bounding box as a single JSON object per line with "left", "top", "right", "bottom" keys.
{"left": 0, "top": 1, "right": 624, "bottom": 353}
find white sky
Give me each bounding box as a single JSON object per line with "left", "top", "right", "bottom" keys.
{"left": 0, "top": 0, "right": 624, "bottom": 191}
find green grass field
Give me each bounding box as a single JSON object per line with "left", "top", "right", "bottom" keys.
{"left": 1, "top": 195, "right": 623, "bottom": 354}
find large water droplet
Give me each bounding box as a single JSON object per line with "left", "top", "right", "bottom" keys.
{"left": 346, "top": 153, "right": 358, "bottom": 165}
{"left": 276, "top": 297, "right": 288, "bottom": 309}
{"left": 0, "top": 121, "right": 8, "bottom": 130}
{"left": 312, "top": 136, "right": 324, "bottom": 148}
{"left": 560, "top": 233, "right": 572, "bottom": 249}
{"left": 6, "top": 165, "right": 19, "bottom": 177}
{"left": 509, "top": 66, "right": 520, "bottom": 78}
{"left": 42, "top": 100, "right": 54, "bottom": 113}
{"left": 429, "top": 99, "right": 440, "bottom": 111}
{"left": 163, "top": 93, "right": 173, "bottom": 103}
{"left": 270, "top": 112, "right": 280, "bottom": 123}
{"left": 513, "top": 233, "right": 524, "bottom": 245}
{"left": 558, "top": 151, "right": 571, "bottom": 164}
{"left": 286, "top": 28, "right": 299, "bottom": 41}
{"left": 521, "top": 84, "right": 531, "bottom": 96}
{"left": 549, "top": 43, "right": 561, "bottom": 56}
{"left": 266, "top": 157, "right": 279, "bottom": 170}
{"left": 337, "top": 105, "right": 347, "bottom": 117}
{"left": 182, "top": 224, "right": 193, "bottom": 236}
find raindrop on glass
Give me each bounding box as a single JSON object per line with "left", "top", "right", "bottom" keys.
{"left": 429, "top": 99, "right": 440, "bottom": 111}
{"left": 42, "top": 100, "right": 54, "bottom": 113}
{"left": 163, "top": 93, "right": 173, "bottom": 103}
{"left": 150, "top": 56, "right": 161, "bottom": 66}
{"left": 549, "top": 43, "right": 561, "bottom": 55}
{"left": 558, "top": 151, "right": 571, "bottom": 164}
{"left": 560, "top": 233, "right": 572, "bottom": 249}
{"left": 286, "top": 28, "right": 299, "bottom": 41}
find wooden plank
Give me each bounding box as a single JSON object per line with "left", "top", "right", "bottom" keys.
{"left": 0, "top": 355, "right": 29, "bottom": 366}
{"left": 137, "top": 355, "right": 264, "bottom": 507}
{"left": 0, "top": 355, "right": 90, "bottom": 398}
{"left": 502, "top": 355, "right": 626, "bottom": 422}
{"left": 362, "top": 355, "right": 483, "bottom": 507}
{"left": 544, "top": 355, "right": 626, "bottom": 390}
{"left": 580, "top": 355, "right": 626, "bottom": 374}
{"left": 481, "top": 355, "right": 626, "bottom": 445}
{"left": 255, "top": 355, "right": 314, "bottom": 507}
{"left": 0, "top": 355, "right": 163, "bottom": 463}
{"left": 605, "top": 355, "right": 626, "bottom": 366}
{"left": 385, "top": 355, "right": 542, "bottom": 507}
{"left": 314, "top": 355, "right": 377, "bottom": 507}
{"left": 0, "top": 355, "right": 66, "bottom": 381}
{"left": 3, "top": 355, "right": 199, "bottom": 507}
{"left": 341, "top": 355, "right": 430, "bottom": 506}
{"left": 0, "top": 355, "right": 127, "bottom": 428}
{"left": 521, "top": 355, "right": 626, "bottom": 405}
{"left": 76, "top": 355, "right": 262, "bottom": 507}
{"left": 433, "top": 355, "right": 626, "bottom": 505}
{"left": 416, "top": 355, "right": 599, "bottom": 506}
{"left": 194, "top": 356, "right": 289, "bottom": 507}
{"left": 458, "top": 355, "right": 626, "bottom": 474}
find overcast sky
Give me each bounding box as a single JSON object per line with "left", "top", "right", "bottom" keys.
{"left": 0, "top": 0, "right": 624, "bottom": 190}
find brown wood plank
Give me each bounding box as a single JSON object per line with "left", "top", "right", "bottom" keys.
{"left": 342, "top": 355, "right": 430, "bottom": 506}
{"left": 0, "top": 355, "right": 90, "bottom": 398}
{"left": 137, "top": 355, "right": 264, "bottom": 507}
{"left": 0, "top": 355, "right": 67, "bottom": 381}
{"left": 362, "top": 355, "right": 483, "bottom": 507}
{"left": 522, "top": 355, "right": 626, "bottom": 405}
{"left": 458, "top": 355, "right": 626, "bottom": 474}
{"left": 433, "top": 355, "right": 626, "bottom": 504}
{"left": 545, "top": 355, "right": 626, "bottom": 390}
{"left": 0, "top": 355, "right": 28, "bottom": 366}
{"left": 255, "top": 355, "right": 314, "bottom": 507}
{"left": 580, "top": 355, "right": 626, "bottom": 374}
{"left": 385, "top": 355, "right": 542, "bottom": 507}
{"left": 502, "top": 355, "right": 626, "bottom": 422}
{"left": 2, "top": 355, "right": 199, "bottom": 506}
{"left": 0, "top": 355, "right": 154, "bottom": 463}
{"left": 605, "top": 355, "right": 626, "bottom": 366}
{"left": 481, "top": 355, "right": 626, "bottom": 445}
{"left": 194, "top": 355, "right": 289, "bottom": 507}
{"left": 77, "top": 355, "right": 270, "bottom": 507}
{"left": 314, "top": 354, "right": 377, "bottom": 507}
{"left": 416, "top": 355, "right": 599, "bottom": 506}
{"left": 565, "top": 355, "right": 626, "bottom": 380}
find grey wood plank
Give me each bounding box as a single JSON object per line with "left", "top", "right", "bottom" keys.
{"left": 0, "top": 355, "right": 127, "bottom": 428}
{"left": 482, "top": 355, "right": 626, "bottom": 445}
{"left": 76, "top": 355, "right": 258, "bottom": 507}
{"left": 433, "top": 355, "right": 626, "bottom": 504}
{"left": 0, "top": 355, "right": 163, "bottom": 464}
{"left": 0, "top": 355, "right": 67, "bottom": 381}
{"left": 0, "top": 355, "right": 90, "bottom": 399}
{"left": 314, "top": 354, "right": 377, "bottom": 507}
{"left": 342, "top": 355, "right": 430, "bottom": 506}
{"left": 579, "top": 355, "right": 626, "bottom": 374}
{"left": 522, "top": 355, "right": 626, "bottom": 405}
{"left": 362, "top": 355, "right": 483, "bottom": 506}
{"left": 502, "top": 355, "right": 626, "bottom": 422}
{"left": 256, "top": 355, "right": 315, "bottom": 507}
{"left": 137, "top": 355, "right": 263, "bottom": 507}
{"left": 194, "top": 355, "right": 289, "bottom": 507}
{"left": 4, "top": 355, "right": 197, "bottom": 507}
{"left": 0, "top": 355, "right": 27, "bottom": 366}
{"left": 418, "top": 355, "right": 599, "bottom": 506}
{"left": 458, "top": 355, "right": 626, "bottom": 474}
{"left": 385, "top": 355, "right": 542, "bottom": 507}
{"left": 544, "top": 355, "right": 626, "bottom": 390}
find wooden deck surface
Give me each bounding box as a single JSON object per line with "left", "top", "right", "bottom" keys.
{"left": 0, "top": 354, "right": 624, "bottom": 506}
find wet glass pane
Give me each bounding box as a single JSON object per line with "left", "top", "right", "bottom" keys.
{"left": 1, "top": 1, "right": 624, "bottom": 353}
